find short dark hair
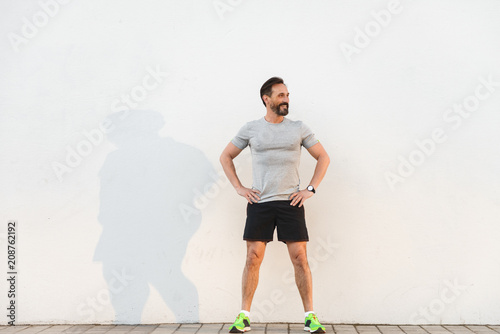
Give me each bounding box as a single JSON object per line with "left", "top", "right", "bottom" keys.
{"left": 260, "top": 77, "right": 285, "bottom": 106}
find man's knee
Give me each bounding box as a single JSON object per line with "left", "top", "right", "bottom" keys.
{"left": 288, "top": 242, "right": 309, "bottom": 268}
{"left": 245, "top": 242, "right": 266, "bottom": 267}
{"left": 246, "top": 253, "right": 263, "bottom": 269}
{"left": 291, "top": 251, "right": 309, "bottom": 268}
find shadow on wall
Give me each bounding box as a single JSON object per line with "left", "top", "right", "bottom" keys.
{"left": 93, "top": 110, "right": 215, "bottom": 323}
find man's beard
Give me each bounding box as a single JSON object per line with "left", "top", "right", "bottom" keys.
{"left": 271, "top": 102, "right": 289, "bottom": 116}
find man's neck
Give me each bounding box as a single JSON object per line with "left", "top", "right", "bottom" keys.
{"left": 264, "top": 110, "right": 284, "bottom": 124}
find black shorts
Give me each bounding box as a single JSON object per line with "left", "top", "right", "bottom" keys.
{"left": 243, "top": 200, "right": 309, "bottom": 243}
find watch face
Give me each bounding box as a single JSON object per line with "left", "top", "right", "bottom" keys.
{"left": 307, "top": 186, "right": 313, "bottom": 191}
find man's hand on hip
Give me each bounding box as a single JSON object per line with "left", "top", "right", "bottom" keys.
{"left": 289, "top": 189, "right": 314, "bottom": 207}
{"left": 237, "top": 186, "right": 261, "bottom": 204}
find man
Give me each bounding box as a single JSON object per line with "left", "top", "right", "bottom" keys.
{"left": 220, "top": 77, "right": 330, "bottom": 333}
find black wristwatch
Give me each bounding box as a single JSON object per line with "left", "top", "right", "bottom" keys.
{"left": 307, "top": 185, "right": 316, "bottom": 194}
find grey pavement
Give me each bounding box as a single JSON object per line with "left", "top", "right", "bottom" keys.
{"left": 1, "top": 325, "right": 499, "bottom": 334}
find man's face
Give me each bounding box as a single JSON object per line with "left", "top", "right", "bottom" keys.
{"left": 268, "top": 84, "right": 290, "bottom": 116}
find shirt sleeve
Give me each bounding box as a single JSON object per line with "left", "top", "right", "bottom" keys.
{"left": 231, "top": 122, "right": 250, "bottom": 150}
{"left": 301, "top": 122, "right": 319, "bottom": 149}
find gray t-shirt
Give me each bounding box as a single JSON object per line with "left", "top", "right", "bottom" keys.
{"left": 231, "top": 117, "right": 319, "bottom": 203}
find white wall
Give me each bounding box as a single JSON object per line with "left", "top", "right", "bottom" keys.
{"left": 1, "top": 0, "right": 500, "bottom": 325}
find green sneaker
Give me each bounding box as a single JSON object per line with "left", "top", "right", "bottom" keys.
{"left": 304, "top": 313, "right": 326, "bottom": 333}
{"left": 229, "top": 312, "right": 251, "bottom": 333}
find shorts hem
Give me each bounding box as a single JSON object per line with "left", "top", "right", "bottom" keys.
{"left": 278, "top": 238, "right": 309, "bottom": 243}
{"left": 243, "top": 238, "right": 274, "bottom": 243}
{"left": 243, "top": 237, "right": 274, "bottom": 242}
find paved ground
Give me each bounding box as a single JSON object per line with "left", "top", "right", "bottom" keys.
{"left": 1, "top": 325, "right": 500, "bottom": 334}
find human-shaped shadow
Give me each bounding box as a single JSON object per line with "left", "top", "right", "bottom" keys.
{"left": 94, "top": 110, "right": 215, "bottom": 323}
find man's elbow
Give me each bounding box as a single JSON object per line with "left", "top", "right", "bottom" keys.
{"left": 220, "top": 152, "right": 231, "bottom": 166}
{"left": 321, "top": 153, "right": 331, "bottom": 166}
{"left": 219, "top": 153, "right": 226, "bottom": 166}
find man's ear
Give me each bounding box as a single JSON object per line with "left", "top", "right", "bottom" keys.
{"left": 263, "top": 95, "right": 270, "bottom": 106}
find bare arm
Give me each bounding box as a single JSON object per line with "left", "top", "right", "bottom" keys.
{"left": 305, "top": 142, "right": 330, "bottom": 190}
{"left": 290, "top": 142, "right": 330, "bottom": 207}
{"left": 219, "top": 142, "right": 261, "bottom": 204}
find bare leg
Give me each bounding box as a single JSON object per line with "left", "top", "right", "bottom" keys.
{"left": 287, "top": 241, "right": 313, "bottom": 311}
{"left": 241, "top": 241, "right": 267, "bottom": 311}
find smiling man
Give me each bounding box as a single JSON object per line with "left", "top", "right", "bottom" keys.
{"left": 220, "top": 77, "right": 330, "bottom": 332}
